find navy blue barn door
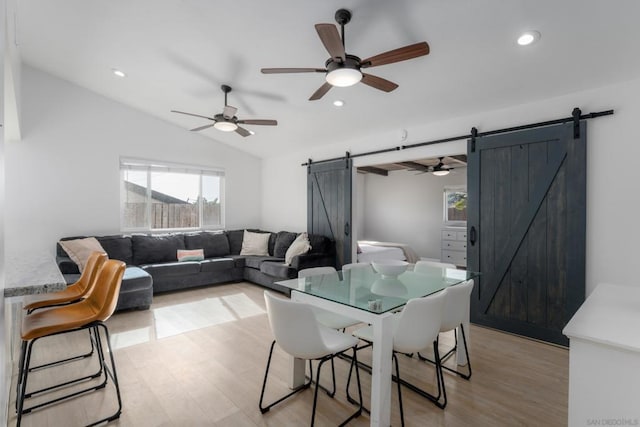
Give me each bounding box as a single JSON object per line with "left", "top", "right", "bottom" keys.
{"left": 467, "top": 122, "right": 586, "bottom": 346}
{"left": 307, "top": 159, "right": 352, "bottom": 268}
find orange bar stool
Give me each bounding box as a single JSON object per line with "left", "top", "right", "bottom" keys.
{"left": 19, "top": 252, "right": 108, "bottom": 376}
{"left": 23, "top": 251, "right": 107, "bottom": 314}
{"left": 15, "top": 259, "right": 126, "bottom": 427}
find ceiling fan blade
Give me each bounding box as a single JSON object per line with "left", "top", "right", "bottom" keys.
{"left": 237, "top": 119, "right": 278, "bottom": 126}
{"left": 223, "top": 105, "right": 237, "bottom": 119}
{"left": 361, "top": 42, "right": 430, "bottom": 68}
{"left": 171, "top": 110, "right": 214, "bottom": 120}
{"left": 235, "top": 126, "right": 251, "bottom": 137}
{"left": 261, "top": 68, "right": 326, "bottom": 74}
{"left": 190, "top": 123, "right": 216, "bottom": 132}
{"left": 309, "top": 82, "right": 333, "bottom": 101}
{"left": 315, "top": 23, "right": 345, "bottom": 61}
{"left": 361, "top": 73, "right": 399, "bottom": 92}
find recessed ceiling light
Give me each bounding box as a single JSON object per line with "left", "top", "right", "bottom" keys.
{"left": 517, "top": 31, "right": 541, "bottom": 46}
{"left": 248, "top": 130, "right": 255, "bottom": 135}
{"left": 112, "top": 69, "right": 126, "bottom": 78}
{"left": 333, "top": 100, "right": 345, "bottom": 107}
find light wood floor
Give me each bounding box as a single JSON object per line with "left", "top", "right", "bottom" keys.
{"left": 8, "top": 282, "right": 568, "bottom": 426}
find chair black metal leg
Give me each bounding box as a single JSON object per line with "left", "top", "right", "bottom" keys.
{"left": 393, "top": 353, "right": 405, "bottom": 427}
{"left": 418, "top": 325, "right": 472, "bottom": 380}
{"left": 310, "top": 357, "right": 329, "bottom": 427}
{"left": 28, "top": 328, "right": 96, "bottom": 372}
{"left": 22, "top": 328, "right": 105, "bottom": 401}
{"left": 15, "top": 340, "right": 27, "bottom": 412}
{"left": 339, "top": 347, "right": 363, "bottom": 427}
{"left": 433, "top": 343, "right": 447, "bottom": 409}
{"left": 17, "top": 323, "right": 122, "bottom": 425}
{"left": 306, "top": 358, "right": 335, "bottom": 397}
{"left": 86, "top": 322, "right": 122, "bottom": 426}
{"left": 259, "top": 341, "right": 311, "bottom": 414}
{"left": 457, "top": 324, "right": 472, "bottom": 379}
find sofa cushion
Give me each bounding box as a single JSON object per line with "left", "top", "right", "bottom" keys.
{"left": 226, "top": 229, "right": 245, "bottom": 255}
{"left": 132, "top": 234, "right": 186, "bottom": 265}
{"left": 273, "top": 231, "right": 298, "bottom": 258}
{"left": 260, "top": 261, "right": 297, "bottom": 279}
{"left": 58, "top": 237, "right": 106, "bottom": 272}
{"left": 226, "top": 229, "right": 275, "bottom": 255}
{"left": 308, "top": 234, "right": 331, "bottom": 254}
{"left": 244, "top": 256, "right": 284, "bottom": 269}
{"left": 184, "top": 231, "right": 230, "bottom": 258}
{"left": 226, "top": 255, "right": 247, "bottom": 268}
{"left": 96, "top": 235, "right": 133, "bottom": 265}
{"left": 285, "top": 232, "right": 312, "bottom": 265}
{"left": 122, "top": 266, "right": 154, "bottom": 292}
{"left": 199, "top": 258, "right": 236, "bottom": 273}
{"left": 142, "top": 261, "right": 201, "bottom": 277}
{"left": 177, "top": 249, "right": 205, "bottom": 262}
{"left": 240, "top": 230, "right": 271, "bottom": 256}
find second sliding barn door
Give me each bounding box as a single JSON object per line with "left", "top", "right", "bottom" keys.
{"left": 467, "top": 122, "right": 586, "bottom": 346}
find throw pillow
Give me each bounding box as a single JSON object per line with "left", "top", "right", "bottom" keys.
{"left": 273, "top": 231, "right": 297, "bottom": 258}
{"left": 177, "top": 249, "right": 205, "bottom": 262}
{"left": 285, "top": 232, "right": 312, "bottom": 265}
{"left": 58, "top": 237, "right": 107, "bottom": 272}
{"left": 240, "top": 230, "right": 270, "bottom": 256}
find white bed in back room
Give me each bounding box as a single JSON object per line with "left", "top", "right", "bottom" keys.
{"left": 356, "top": 241, "right": 420, "bottom": 264}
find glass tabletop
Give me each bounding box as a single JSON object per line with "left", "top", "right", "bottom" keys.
{"left": 277, "top": 266, "right": 480, "bottom": 314}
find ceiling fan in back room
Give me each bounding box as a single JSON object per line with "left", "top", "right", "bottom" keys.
{"left": 171, "top": 85, "right": 278, "bottom": 137}
{"left": 261, "top": 8, "right": 430, "bottom": 100}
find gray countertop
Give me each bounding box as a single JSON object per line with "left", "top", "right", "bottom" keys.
{"left": 4, "top": 252, "right": 67, "bottom": 298}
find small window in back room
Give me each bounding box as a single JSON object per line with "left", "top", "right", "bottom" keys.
{"left": 444, "top": 186, "right": 467, "bottom": 225}
{"left": 120, "top": 158, "right": 225, "bottom": 231}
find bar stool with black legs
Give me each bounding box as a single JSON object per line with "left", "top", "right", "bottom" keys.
{"left": 16, "top": 259, "right": 126, "bottom": 427}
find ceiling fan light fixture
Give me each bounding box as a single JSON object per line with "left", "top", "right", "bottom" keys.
{"left": 326, "top": 68, "right": 362, "bottom": 87}
{"left": 213, "top": 121, "right": 238, "bottom": 132}
{"left": 432, "top": 170, "right": 450, "bottom": 176}
{"left": 517, "top": 31, "right": 541, "bottom": 46}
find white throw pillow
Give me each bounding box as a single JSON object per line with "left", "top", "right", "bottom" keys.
{"left": 58, "top": 237, "right": 107, "bottom": 272}
{"left": 240, "top": 230, "right": 271, "bottom": 256}
{"left": 285, "top": 232, "right": 312, "bottom": 265}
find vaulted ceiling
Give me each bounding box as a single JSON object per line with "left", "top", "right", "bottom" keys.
{"left": 17, "top": 1, "right": 640, "bottom": 158}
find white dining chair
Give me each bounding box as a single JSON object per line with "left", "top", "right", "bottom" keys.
{"left": 259, "top": 291, "right": 363, "bottom": 426}
{"left": 341, "top": 262, "right": 373, "bottom": 272}
{"left": 346, "top": 290, "right": 448, "bottom": 425}
{"left": 298, "top": 267, "right": 361, "bottom": 331}
{"left": 414, "top": 260, "right": 456, "bottom": 272}
{"left": 419, "top": 279, "right": 474, "bottom": 380}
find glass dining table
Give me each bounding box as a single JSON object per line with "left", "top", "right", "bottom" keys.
{"left": 276, "top": 265, "right": 479, "bottom": 427}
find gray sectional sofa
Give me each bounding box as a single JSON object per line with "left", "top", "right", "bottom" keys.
{"left": 56, "top": 229, "right": 335, "bottom": 311}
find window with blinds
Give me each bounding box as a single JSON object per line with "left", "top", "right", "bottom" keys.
{"left": 120, "top": 158, "right": 225, "bottom": 231}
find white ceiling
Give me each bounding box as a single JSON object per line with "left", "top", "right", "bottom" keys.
{"left": 17, "top": 0, "right": 640, "bottom": 159}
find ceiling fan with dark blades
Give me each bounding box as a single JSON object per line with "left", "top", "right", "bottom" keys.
{"left": 261, "top": 8, "right": 430, "bottom": 101}
{"left": 430, "top": 157, "right": 454, "bottom": 176}
{"left": 171, "top": 85, "right": 277, "bottom": 137}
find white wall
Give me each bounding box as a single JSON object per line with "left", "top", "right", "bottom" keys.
{"left": 261, "top": 76, "right": 640, "bottom": 296}
{"left": 360, "top": 169, "right": 465, "bottom": 259}
{"left": 4, "top": 66, "right": 263, "bottom": 256}
{"left": 0, "top": 0, "right": 7, "bottom": 423}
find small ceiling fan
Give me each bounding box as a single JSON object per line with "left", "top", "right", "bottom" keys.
{"left": 171, "top": 85, "right": 277, "bottom": 137}
{"left": 261, "top": 8, "right": 430, "bottom": 100}
{"left": 430, "top": 157, "right": 454, "bottom": 176}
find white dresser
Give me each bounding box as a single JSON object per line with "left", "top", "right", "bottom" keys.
{"left": 441, "top": 227, "right": 467, "bottom": 267}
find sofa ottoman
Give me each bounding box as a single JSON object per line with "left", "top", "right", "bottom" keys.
{"left": 117, "top": 267, "right": 153, "bottom": 311}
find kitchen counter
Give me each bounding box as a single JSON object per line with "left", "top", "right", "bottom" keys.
{"left": 4, "top": 252, "right": 66, "bottom": 298}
